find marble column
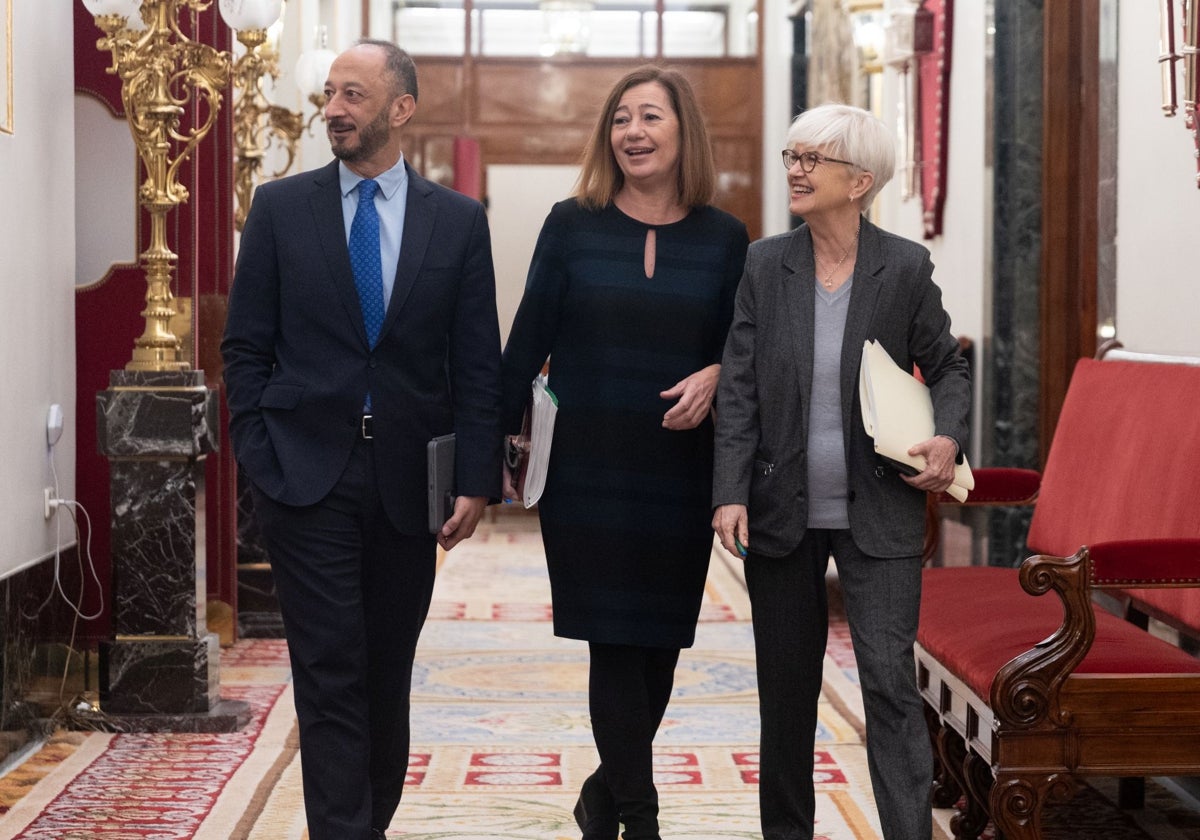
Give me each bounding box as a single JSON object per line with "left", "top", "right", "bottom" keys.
{"left": 985, "top": 0, "right": 1044, "bottom": 567}
{"left": 96, "top": 370, "right": 250, "bottom": 732}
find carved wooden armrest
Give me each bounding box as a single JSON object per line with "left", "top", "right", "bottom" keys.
{"left": 988, "top": 540, "right": 1200, "bottom": 732}
{"left": 989, "top": 550, "right": 1094, "bottom": 730}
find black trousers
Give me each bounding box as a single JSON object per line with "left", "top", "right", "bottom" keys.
{"left": 252, "top": 438, "right": 437, "bottom": 840}
{"left": 744, "top": 530, "right": 931, "bottom": 840}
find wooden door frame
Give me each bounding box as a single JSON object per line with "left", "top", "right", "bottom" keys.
{"left": 1039, "top": 0, "right": 1099, "bottom": 464}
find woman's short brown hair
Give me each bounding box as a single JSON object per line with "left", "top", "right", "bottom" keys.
{"left": 575, "top": 65, "right": 716, "bottom": 211}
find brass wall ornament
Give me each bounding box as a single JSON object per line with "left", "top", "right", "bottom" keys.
{"left": 80, "top": 0, "right": 284, "bottom": 370}
{"left": 228, "top": 9, "right": 335, "bottom": 231}
{"left": 226, "top": 9, "right": 304, "bottom": 231}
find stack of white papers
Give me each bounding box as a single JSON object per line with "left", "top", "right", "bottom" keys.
{"left": 521, "top": 373, "right": 558, "bottom": 508}
{"left": 859, "top": 340, "right": 973, "bottom": 502}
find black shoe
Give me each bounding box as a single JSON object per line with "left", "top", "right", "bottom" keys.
{"left": 616, "top": 798, "right": 661, "bottom": 840}
{"left": 574, "top": 771, "right": 619, "bottom": 839}
{"left": 613, "top": 781, "right": 661, "bottom": 840}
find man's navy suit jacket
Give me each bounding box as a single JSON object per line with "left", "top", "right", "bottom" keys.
{"left": 221, "top": 159, "right": 503, "bottom": 534}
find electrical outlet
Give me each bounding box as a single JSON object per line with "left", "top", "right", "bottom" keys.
{"left": 47, "top": 404, "right": 64, "bottom": 447}
{"left": 43, "top": 488, "right": 56, "bottom": 520}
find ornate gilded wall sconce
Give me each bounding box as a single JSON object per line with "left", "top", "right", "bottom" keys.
{"left": 227, "top": 17, "right": 334, "bottom": 231}
{"left": 220, "top": 0, "right": 304, "bottom": 231}
{"left": 80, "top": 0, "right": 283, "bottom": 371}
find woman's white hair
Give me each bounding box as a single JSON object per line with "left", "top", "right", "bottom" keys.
{"left": 785, "top": 103, "right": 896, "bottom": 209}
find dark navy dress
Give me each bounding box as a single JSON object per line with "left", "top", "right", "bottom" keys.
{"left": 501, "top": 199, "right": 749, "bottom": 648}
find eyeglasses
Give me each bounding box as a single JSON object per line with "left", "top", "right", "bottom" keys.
{"left": 781, "top": 149, "right": 859, "bottom": 173}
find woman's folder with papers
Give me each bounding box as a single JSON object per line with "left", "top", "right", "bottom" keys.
{"left": 858, "top": 340, "right": 973, "bottom": 502}
{"left": 519, "top": 373, "right": 558, "bottom": 508}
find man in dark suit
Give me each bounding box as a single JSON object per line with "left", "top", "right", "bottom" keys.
{"left": 221, "top": 39, "right": 502, "bottom": 840}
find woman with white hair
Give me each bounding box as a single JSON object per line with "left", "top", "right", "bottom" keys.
{"left": 711, "top": 103, "right": 970, "bottom": 840}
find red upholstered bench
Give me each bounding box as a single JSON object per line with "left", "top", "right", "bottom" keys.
{"left": 915, "top": 350, "right": 1200, "bottom": 840}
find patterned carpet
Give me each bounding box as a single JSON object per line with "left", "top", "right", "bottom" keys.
{"left": 1, "top": 509, "right": 1199, "bottom": 839}
{"left": 236, "top": 510, "right": 886, "bottom": 840}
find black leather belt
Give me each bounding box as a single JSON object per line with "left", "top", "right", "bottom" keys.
{"left": 360, "top": 414, "right": 374, "bottom": 440}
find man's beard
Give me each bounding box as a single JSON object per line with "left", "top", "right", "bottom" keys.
{"left": 329, "top": 105, "right": 391, "bottom": 163}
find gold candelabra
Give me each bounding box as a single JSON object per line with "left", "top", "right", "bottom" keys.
{"left": 229, "top": 5, "right": 331, "bottom": 232}
{"left": 84, "top": 0, "right": 232, "bottom": 371}
{"left": 230, "top": 27, "right": 303, "bottom": 231}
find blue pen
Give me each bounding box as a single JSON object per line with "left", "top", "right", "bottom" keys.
{"left": 734, "top": 537, "right": 747, "bottom": 557}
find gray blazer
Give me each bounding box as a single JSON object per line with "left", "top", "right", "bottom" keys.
{"left": 712, "top": 217, "right": 971, "bottom": 558}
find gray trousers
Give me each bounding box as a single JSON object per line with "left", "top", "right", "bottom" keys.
{"left": 744, "top": 529, "right": 932, "bottom": 840}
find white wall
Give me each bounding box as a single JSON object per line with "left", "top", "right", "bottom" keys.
{"left": 486, "top": 164, "right": 581, "bottom": 345}
{"left": 1116, "top": 3, "right": 1200, "bottom": 356}
{"left": 0, "top": 2, "right": 78, "bottom": 579}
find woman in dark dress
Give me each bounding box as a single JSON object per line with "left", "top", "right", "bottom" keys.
{"left": 500, "top": 66, "right": 748, "bottom": 840}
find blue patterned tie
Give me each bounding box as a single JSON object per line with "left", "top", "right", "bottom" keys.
{"left": 349, "top": 178, "right": 385, "bottom": 348}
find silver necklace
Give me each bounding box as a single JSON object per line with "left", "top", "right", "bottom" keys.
{"left": 817, "top": 223, "right": 860, "bottom": 288}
